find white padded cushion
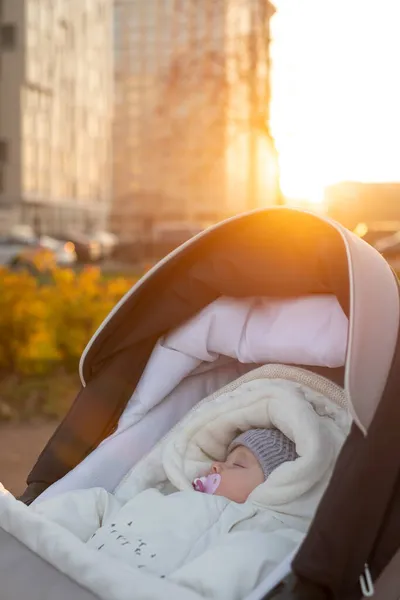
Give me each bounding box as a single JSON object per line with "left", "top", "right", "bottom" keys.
{"left": 127, "top": 295, "right": 348, "bottom": 420}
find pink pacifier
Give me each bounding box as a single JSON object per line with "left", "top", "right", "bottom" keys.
{"left": 192, "top": 473, "right": 221, "bottom": 494}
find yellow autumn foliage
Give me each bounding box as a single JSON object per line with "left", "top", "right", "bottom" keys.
{"left": 0, "top": 266, "right": 135, "bottom": 375}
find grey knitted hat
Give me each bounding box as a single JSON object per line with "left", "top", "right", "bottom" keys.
{"left": 227, "top": 428, "right": 298, "bottom": 480}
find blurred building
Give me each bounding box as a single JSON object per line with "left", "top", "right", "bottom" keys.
{"left": 325, "top": 182, "right": 400, "bottom": 230}
{"left": 0, "top": 0, "right": 113, "bottom": 235}
{"left": 112, "top": 0, "right": 277, "bottom": 242}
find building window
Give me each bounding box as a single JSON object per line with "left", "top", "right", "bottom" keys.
{"left": 0, "top": 23, "right": 17, "bottom": 50}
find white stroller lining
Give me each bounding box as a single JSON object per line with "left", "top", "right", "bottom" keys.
{"left": 36, "top": 360, "right": 257, "bottom": 502}
{"left": 36, "top": 294, "right": 348, "bottom": 504}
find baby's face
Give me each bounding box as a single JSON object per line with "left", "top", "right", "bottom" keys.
{"left": 209, "top": 446, "right": 264, "bottom": 503}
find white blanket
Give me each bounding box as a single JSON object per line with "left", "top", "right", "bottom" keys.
{"left": 0, "top": 365, "right": 351, "bottom": 600}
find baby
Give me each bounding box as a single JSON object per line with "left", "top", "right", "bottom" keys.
{"left": 31, "top": 428, "right": 298, "bottom": 579}
{"left": 194, "top": 428, "right": 298, "bottom": 503}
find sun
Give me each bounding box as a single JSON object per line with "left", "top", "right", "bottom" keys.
{"left": 277, "top": 149, "right": 326, "bottom": 205}
{"left": 270, "top": 0, "right": 400, "bottom": 205}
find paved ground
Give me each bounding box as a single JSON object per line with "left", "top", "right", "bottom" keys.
{"left": 0, "top": 420, "right": 59, "bottom": 496}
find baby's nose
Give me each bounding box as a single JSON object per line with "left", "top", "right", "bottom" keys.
{"left": 211, "top": 462, "right": 223, "bottom": 474}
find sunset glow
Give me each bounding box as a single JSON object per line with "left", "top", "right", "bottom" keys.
{"left": 270, "top": 0, "right": 400, "bottom": 204}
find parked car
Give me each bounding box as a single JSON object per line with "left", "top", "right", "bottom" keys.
{"left": 39, "top": 235, "right": 77, "bottom": 267}
{"left": 353, "top": 221, "right": 400, "bottom": 247}
{"left": 50, "top": 233, "right": 102, "bottom": 264}
{"left": 0, "top": 226, "right": 77, "bottom": 271}
{"left": 353, "top": 222, "right": 400, "bottom": 271}
{"left": 114, "top": 223, "right": 203, "bottom": 264}
{"left": 374, "top": 231, "right": 400, "bottom": 271}
{"left": 90, "top": 231, "right": 119, "bottom": 261}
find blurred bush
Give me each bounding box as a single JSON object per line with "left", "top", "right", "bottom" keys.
{"left": 0, "top": 266, "right": 135, "bottom": 420}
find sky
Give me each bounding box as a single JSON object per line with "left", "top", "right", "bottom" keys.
{"left": 269, "top": 0, "right": 400, "bottom": 203}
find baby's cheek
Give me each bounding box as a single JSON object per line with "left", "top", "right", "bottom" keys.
{"left": 214, "top": 476, "right": 230, "bottom": 497}
{"left": 213, "top": 475, "right": 236, "bottom": 500}
{"left": 213, "top": 478, "right": 227, "bottom": 497}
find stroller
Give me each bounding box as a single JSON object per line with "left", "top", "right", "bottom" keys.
{"left": 1, "top": 207, "right": 399, "bottom": 600}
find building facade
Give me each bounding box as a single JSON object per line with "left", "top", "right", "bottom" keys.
{"left": 112, "top": 0, "right": 277, "bottom": 242}
{"left": 0, "top": 0, "right": 113, "bottom": 234}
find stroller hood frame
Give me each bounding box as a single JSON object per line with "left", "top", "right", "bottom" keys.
{"left": 81, "top": 207, "right": 398, "bottom": 435}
